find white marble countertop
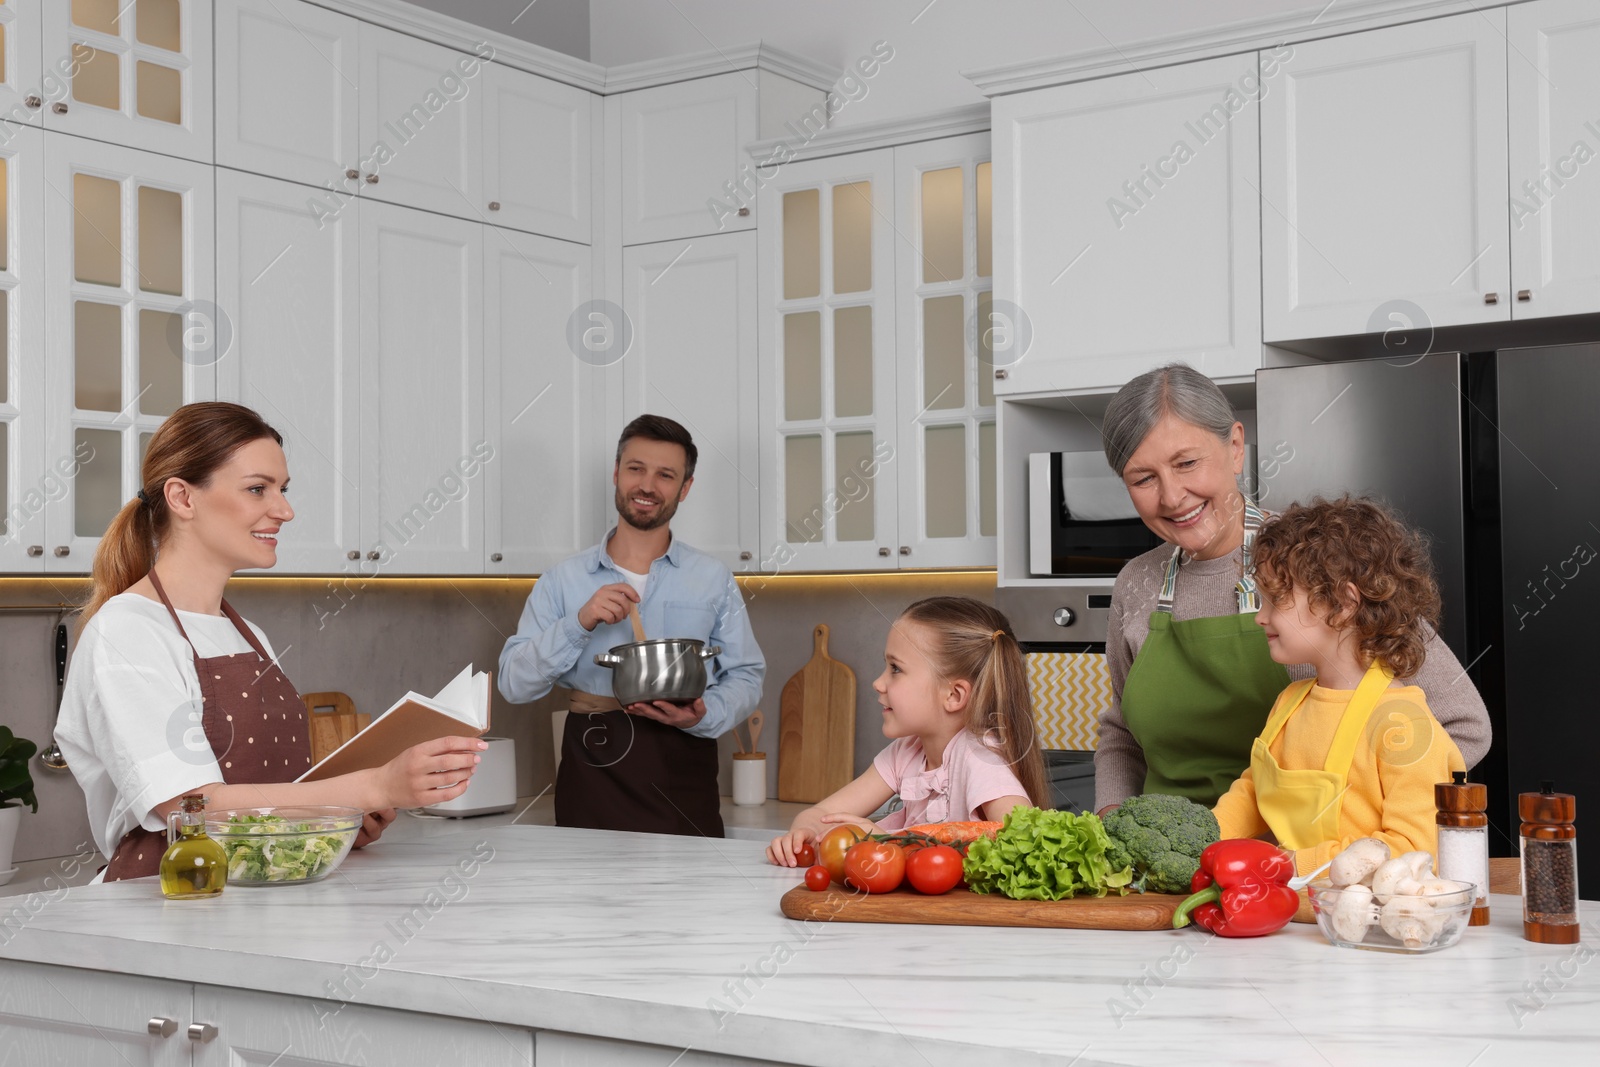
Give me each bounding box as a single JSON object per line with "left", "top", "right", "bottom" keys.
{"left": 2, "top": 819, "right": 1596, "bottom": 1067}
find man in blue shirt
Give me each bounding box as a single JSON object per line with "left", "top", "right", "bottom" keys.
{"left": 498, "top": 415, "right": 765, "bottom": 836}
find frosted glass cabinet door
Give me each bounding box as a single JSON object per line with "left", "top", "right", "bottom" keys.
{"left": 42, "top": 136, "right": 215, "bottom": 572}
{"left": 0, "top": 0, "right": 43, "bottom": 127}
{"left": 216, "top": 169, "right": 362, "bottom": 575}
{"left": 1261, "top": 10, "right": 1510, "bottom": 340}
{"left": 215, "top": 0, "right": 361, "bottom": 191}
{"left": 43, "top": 0, "right": 213, "bottom": 162}
{"left": 481, "top": 63, "right": 594, "bottom": 244}
{"left": 0, "top": 125, "right": 45, "bottom": 571}
{"left": 484, "top": 228, "right": 596, "bottom": 573}
{"left": 619, "top": 231, "right": 758, "bottom": 571}
{"left": 358, "top": 201, "right": 483, "bottom": 574}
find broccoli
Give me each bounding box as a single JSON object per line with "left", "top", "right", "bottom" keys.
{"left": 1101, "top": 793, "right": 1220, "bottom": 894}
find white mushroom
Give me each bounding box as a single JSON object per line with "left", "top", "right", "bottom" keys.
{"left": 1329, "top": 838, "right": 1391, "bottom": 888}
{"left": 1380, "top": 894, "right": 1441, "bottom": 948}
{"left": 1370, "top": 851, "right": 1433, "bottom": 904}
{"left": 1329, "top": 883, "right": 1377, "bottom": 943}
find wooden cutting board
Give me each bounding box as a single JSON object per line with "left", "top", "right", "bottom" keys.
{"left": 777, "top": 623, "right": 856, "bottom": 803}
{"left": 780, "top": 884, "right": 1187, "bottom": 931}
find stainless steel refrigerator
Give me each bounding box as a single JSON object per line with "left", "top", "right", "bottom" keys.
{"left": 1257, "top": 346, "right": 1598, "bottom": 890}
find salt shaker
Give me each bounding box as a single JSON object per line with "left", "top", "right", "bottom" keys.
{"left": 1520, "top": 781, "right": 1579, "bottom": 944}
{"left": 1436, "top": 771, "right": 1490, "bottom": 926}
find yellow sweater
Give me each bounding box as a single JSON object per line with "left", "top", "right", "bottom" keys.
{"left": 1212, "top": 682, "right": 1466, "bottom": 876}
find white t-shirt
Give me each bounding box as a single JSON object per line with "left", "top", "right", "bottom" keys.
{"left": 615, "top": 565, "right": 649, "bottom": 600}
{"left": 55, "top": 592, "right": 279, "bottom": 861}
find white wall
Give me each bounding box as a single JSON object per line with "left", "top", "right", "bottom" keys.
{"left": 589, "top": 0, "right": 1311, "bottom": 126}
{"left": 403, "top": 0, "right": 591, "bottom": 59}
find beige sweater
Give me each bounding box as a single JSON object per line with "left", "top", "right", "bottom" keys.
{"left": 1094, "top": 541, "right": 1493, "bottom": 810}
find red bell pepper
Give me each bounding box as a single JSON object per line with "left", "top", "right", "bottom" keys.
{"left": 1172, "top": 839, "right": 1299, "bottom": 937}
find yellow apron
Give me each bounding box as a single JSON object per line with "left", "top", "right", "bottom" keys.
{"left": 1253, "top": 661, "right": 1394, "bottom": 851}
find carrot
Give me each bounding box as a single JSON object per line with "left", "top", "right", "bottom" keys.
{"left": 902, "top": 821, "right": 1003, "bottom": 846}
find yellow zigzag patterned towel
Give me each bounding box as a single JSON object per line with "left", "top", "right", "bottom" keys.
{"left": 1025, "top": 652, "right": 1111, "bottom": 751}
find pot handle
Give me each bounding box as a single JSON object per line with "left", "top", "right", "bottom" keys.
{"left": 593, "top": 653, "right": 622, "bottom": 668}
{"left": 698, "top": 645, "right": 722, "bottom": 660}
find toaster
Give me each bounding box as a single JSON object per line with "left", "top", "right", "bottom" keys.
{"left": 423, "top": 736, "right": 517, "bottom": 817}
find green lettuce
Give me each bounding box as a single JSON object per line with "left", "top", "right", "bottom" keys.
{"left": 220, "top": 815, "right": 348, "bottom": 882}
{"left": 962, "top": 806, "right": 1134, "bottom": 900}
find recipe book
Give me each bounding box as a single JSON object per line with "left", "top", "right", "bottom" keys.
{"left": 296, "top": 665, "right": 493, "bottom": 782}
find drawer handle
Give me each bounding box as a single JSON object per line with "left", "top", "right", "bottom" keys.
{"left": 488, "top": 201, "right": 501, "bottom": 211}
{"left": 490, "top": 552, "right": 503, "bottom": 562}
{"left": 346, "top": 550, "right": 360, "bottom": 561}
{"left": 366, "top": 550, "right": 380, "bottom": 561}
{"left": 27, "top": 545, "right": 43, "bottom": 557}
{"left": 25, "top": 95, "right": 41, "bottom": 109}
{"left": 878, "top": 547, "right": 890, "bottom": 557}
{"left": 147, "top": 1017, "right": 177, "bottom": 1038}
{"left": 346, "top": 168, "right": 359, "bottom": 180}
{"left": 53, "top": 546, "right": 70, "bottom": 557}
{"left": 1517, "top": 289, "right": 1532, "bottom": 302}
{"left": 187, "top": 1023, "right": 218, "bottom": 1043}
{"left": 1484, "top": 292, "right": 1499, "bottom": 305}
{"left": 365, "top": 173, "right": 379, "bottom": 184}
{"left": 739, "top": 551, "right": 752, "bottom": 561}
{"left": 52, "top": 102, "right": 68, "bottom": 115}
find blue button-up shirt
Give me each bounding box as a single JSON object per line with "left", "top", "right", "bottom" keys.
{"left": 498, "top": 531, "right": 765, "bottom": 739}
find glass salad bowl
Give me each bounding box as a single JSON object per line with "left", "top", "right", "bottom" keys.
{"left": 204, "top": 806, "right": 363, "bottom": 887}
{"left": 1306, "top": 878, "right": 1476, "bottom": 954}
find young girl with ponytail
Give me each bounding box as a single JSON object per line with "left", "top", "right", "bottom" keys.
{"left": 56, "top": 402, "right": 486, "bottom": 881}
{"left": 767, "top": 596, "right": 1048, "bottom": 865}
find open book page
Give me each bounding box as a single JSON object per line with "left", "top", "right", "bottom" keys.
{"left": 297, "top": 665, "right": 492, "bottom": 783}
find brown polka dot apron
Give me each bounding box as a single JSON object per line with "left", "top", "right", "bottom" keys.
{"left": 103, "top": 571, "right": 311, "bottom": 881}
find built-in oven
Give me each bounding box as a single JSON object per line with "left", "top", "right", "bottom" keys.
{"left": 996, "top": 582, "right": 1117, "bottom": 814}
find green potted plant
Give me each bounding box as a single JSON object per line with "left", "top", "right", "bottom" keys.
{"left": 0, "top": 726, "right": 39, "bottom": 876}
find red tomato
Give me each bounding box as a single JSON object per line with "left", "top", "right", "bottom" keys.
{"left": 818, "top": 825, "right": 865, "bottom": 885}
{"left": 804, "top": 865, "right": 830, "bottom": 892}
{"left": 794, "top": 842, "right": 817, "bottom": 867}
{"left": 843, "top": 840, "right": 906, "bottom": 894}
{"left": 904, "top": 845, "right": 964, "bottom": 895}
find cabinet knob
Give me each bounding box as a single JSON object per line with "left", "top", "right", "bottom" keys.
{"left": 345, "top": 168, "right": 359, "bottom": 180}
{"left": 51, "top": 102, "right": 68, "bottom": 115}
{"left": 488, "top": 201, "right": 501, "bottom": 211}
{"left": 27, "top": 545, "right": 43, "bottom": 557}
{"left": 878, "top": 547, "right": 890, "bottom": 557}
{"left": 490, "top": 552, "right": 503, "bottom": 562}
{"left": 994, "top": 369, "right": 1008, "bottom": 380}
{"left": 346, "top": 550, "right": 360, "bottom": 561}
{"left": 24, "top": 95, "right": 41, "bottom": 109}
{"left": 366, "top": 550, "right": 380, "bottom": 561}
{"left": 739, "top": 551, "right": 752, "bottom": 561}
{"left": 53, "top": 546, "right": 70, "bottom": 557}
{"left": 1517, "top": 289, "right": 1532, "bottom": 302}
{"left": 1484, "top": 292, "right": 1499, "bottom": 305}
{"left": 737, "top": 207, "right": 750, "bottom": 217}
{"left": 187, "top": 1022, "right": 218, "bottom": 1043}
{"left": 899, "top": 546, "right": 911, "bottom": 556}
{"left": 365, "top": 173, "right": 379, "bottom": 184}
{"left": 147, "top": 1018, "right": 177, "bottom": 1038}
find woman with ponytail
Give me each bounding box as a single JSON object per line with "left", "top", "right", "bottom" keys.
{"left": 767, "top": 596, "right": 1048, "bottom": 865}
{"left": 56, "top": 402, "right": 486, "bottom": 881}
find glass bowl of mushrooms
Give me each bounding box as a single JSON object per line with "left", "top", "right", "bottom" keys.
{"left": 1307, "top": 875, "right": 1476, "bottom": 953}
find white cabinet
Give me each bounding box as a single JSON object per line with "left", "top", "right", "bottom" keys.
{"left": 992, "top": 51, "right": 1262, "bottom": 394}
{"left": 618, "top": 231, "right": 759, "bottom": 570}
{"left": 43, "top": 0, "right": 212, "bottom": 162}
{"left": 482, "top": 64, "right": 595, "bottom": 244}
{"left": 0, "top": 0, "right": 42, "bottom": 126}
{"left": 484, "top": 229, "right": 599, "bottom": 573}
{"left": 190, "top": 985, "right": 533, "bottom": 1066}
{"left": 42, "top": 135, "right": 215, "bottom": 571}
{"left": 358, "top": 26, "right": 485, "bottom": 222}
{"left": 215, "top": 0, "right": 360, "bottom": 192}
{"left": 216, "top": 169, "right": 362, "bottom": 574}
{"left": 359, "top": 201, "right": 484, "bottom": 574}
{"left": 1508, "top": 0, "right": 1600, "bottom": 320}
{"left": 0, "top": 125, "right": 46, "bottom": 571}
{"left": 1262, "top": 11, "right": 1509, "bottom": 340}
{"left": 0, "top": 960, "right": 190, "bottom": 1066}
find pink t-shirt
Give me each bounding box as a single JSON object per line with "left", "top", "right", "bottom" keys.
{"left": 872, "top": 729, "right": 1029, "bottom": 831}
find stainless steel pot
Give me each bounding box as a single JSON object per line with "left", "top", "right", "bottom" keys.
{"left": 593, "top": 639, "right": 721, "bottom": 706}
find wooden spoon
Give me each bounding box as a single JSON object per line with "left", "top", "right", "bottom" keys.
{"left": 746, "top": 709, "right": 764, "bottom": 755}
{"left": 627, "top": 602, "right": 647, "bottom": 644}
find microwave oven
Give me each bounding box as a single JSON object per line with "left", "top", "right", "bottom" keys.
{"left": 1027, "top": 448, "right": 1256, "bottom": 578}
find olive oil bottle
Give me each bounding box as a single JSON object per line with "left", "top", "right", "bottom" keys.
{"left": 160, "top": 794, "right": 228, "bottom": 899}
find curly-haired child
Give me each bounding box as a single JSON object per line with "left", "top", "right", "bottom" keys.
{"left": 1211, "top": 496, "right": 1467, "bottom": 876}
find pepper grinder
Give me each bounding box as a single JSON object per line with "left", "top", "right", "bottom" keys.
{"left": 1519, "top": 781, "right": 1579, "bottom": 944}
{"left": 1436, "top": 771, "right": 1490, "bottom": 926}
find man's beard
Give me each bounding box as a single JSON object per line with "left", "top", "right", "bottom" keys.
{"left": 616, "top": 486, "right": 680, "bottom": 531}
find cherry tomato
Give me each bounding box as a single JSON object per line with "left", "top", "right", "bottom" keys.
{"left": 817, "top": 825, "right": 866, "bottom": 885}
{"left": 794, "top": 841, "right": 817, "bottom": 867}
{"left": 843, "top": 840, "right": 906, "bottom": 894}
{"left": 905, "top": 844, "right": 964, "bottom": 895}
{"left": 803, "top": 865, "right": 830, "bottom": 892}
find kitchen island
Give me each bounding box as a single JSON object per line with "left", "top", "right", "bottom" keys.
{"left": 1, "top": 821, "right": 1595, "bottom": 1066}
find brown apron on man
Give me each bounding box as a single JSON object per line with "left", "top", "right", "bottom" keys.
{"left": 103, "top": 571, "right": 311, "bottom": 881}
{"left": 554, "top": 691, "right": 723, "bottom": 837}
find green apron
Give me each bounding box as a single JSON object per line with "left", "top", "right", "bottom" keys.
{"left": 1120, "top": 503, "right": 1290, "bottom": 805}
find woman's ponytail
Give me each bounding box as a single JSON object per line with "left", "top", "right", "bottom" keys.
{"left": 81, "top": 498, "right": 158, "bottom": 626}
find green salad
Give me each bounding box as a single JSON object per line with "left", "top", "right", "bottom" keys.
{"left": 219, "top": 814, "right": 351, "bottom": 882}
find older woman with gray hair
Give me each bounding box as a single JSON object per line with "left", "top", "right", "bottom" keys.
{"left": 1093, "top": 363, "right": 1490, "bottom": 812}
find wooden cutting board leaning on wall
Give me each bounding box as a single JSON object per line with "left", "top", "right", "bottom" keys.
{"left": 777, "top": 624, "right": 856, "bottom": 803}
